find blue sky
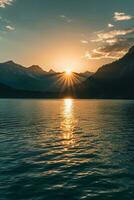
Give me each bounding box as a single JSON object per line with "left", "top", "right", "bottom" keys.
{"left": 0, "top": 0, "right": 134, "bottom": 72}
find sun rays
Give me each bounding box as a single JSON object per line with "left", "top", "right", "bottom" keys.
{"left": 65, "top": 69, "right": 72, "bottom": 75}
{"left": 43, "top": 69, "right": 85, "bottom": 98}
{"left": 53, "top": 71, "right": 82, "bottom": 95}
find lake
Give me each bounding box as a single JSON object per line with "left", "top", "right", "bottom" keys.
{"left": 0, "top": 99, "right": 134, "bottom": 200}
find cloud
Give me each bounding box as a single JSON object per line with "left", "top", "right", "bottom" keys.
{"left": 85, "top": 47, "right": 124, "bottom": 60}
{"left": 88, "top": 27, "right": 134, "bottom": 60}
{"left": 6, "top": 25, "right": 15, "bottom": 30}
{"left": 87, "top": 38, "right": 134, "bottom": 60}
{"left": 81, "top": 40, "right": 88, "bottom": 44}
{"left": 86, "top": 11, "right": 134, "bottom": 61}
{"left": 97, "top": 28, "right": 134, "bottom": 40}
{"left": 114, "top": 12, "right": 133, "bottom": 21}
{"left": 84, "top": 50, "right": 104, "bottom": 60}
{"left": 93, "top": 41, "right": 133, "bottom": 59}
{"left": 108, "top": 23, "right": 114, "bottom": 28}
{"left": 0, "top": 0, "right": 13, "bottom": 8}
{"left": 59, "top": 15, "right": 72, "bottom": 23}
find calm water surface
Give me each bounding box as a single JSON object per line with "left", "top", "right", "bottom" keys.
{"left": 0, "top": 99, "right": 134, "bottom": 200}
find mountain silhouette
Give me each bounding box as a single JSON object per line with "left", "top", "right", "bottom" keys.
{"left": 1, "top": 46, "right": 134, "bottom": 99}
{"left": 0, "top": 61, "right": 91, "bottom": 97}
{"left": 48, "top": 69, "right": 56, "bottom": 74}
{"left": 77, "top": 46, "right": 134, "bottom": 98}
{"left": 28, "top": 65, "right": 47, "bottom": 75}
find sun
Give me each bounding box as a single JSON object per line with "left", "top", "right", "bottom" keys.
{"left": 65, "top": 69, "right": 72, "bottom": 75}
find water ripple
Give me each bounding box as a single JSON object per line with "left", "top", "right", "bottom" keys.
{"left": 0, "top": 99, "right": 134, "bottom": 199}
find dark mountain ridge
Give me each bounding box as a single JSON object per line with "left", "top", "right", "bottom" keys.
{"left": 77, "top": 46, "right": 134, "bottom": 99}
{"left": 1, "top": 46, "right": 134, "bottom": 98}
{"left": 0, "top": 61, "right": 92, "bottom": 98}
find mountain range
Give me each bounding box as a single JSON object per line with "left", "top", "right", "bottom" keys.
{"left": 77, "top": 46, "right": 134, "bottom": 99}
{"left": 0, "top": 61, "right": 93, "bottom": 98}
{"left": 0, "top": 46, "right": 134, "bottom": 98}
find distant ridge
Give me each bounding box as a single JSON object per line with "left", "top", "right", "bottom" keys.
{"left": 128, "top": 46, "right": 134, "bottom": 54}
{"left": 0, "top": 60, "right": 92, "bottom": 97}
{"left": 28, "top": 65, "right": 46, "bottom": 73}
{"left": 77, "top": 45, "right": 134, "bottom": 99}
{"left": 5, "top": 60, "right": 16, "bottom": 64}
{"left": 48, "top": 69, "right": 56, "bottom": 74}
{"left": 2, "top": 44, "right": 134, "bottom": 99}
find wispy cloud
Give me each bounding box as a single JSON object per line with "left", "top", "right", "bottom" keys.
{"left": 97, "top": 28, "right": 134, "bottom": 40}
{"left": 114, "top": 12, "right": 133, "bottom": 21}
{"left": 6, "top": 25, "right": 15, "bottom": 30}
{"left": 81, "top": 40, "right": 88, "bottom": 44}
{"left": 88, "top": 27, "right": 134, "bottom": 60}
{"left": 85, "top": 41, "right": 132, "bottom": 60}
{"left": 108, "top": 23, "right": 114, "bottom": 28}
{"left": 0, "top": 0, "right": 14, "bottom": 8}
{"left": 59, "top": 15, "right": 72, "bottom": 23}
{"left": 90, "top": 39, "right": 134, "bottom": 59}
{"left": 88, "top": 36, "right": 134, "bottom": 60}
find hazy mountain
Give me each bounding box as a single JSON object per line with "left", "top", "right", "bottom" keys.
{"left": 48, "top": 69, "right": 56, "bottom": 74}
{"left": 0, "top": 61, "right": 89, "bottom": 95}
{"left": 0, "top": 61, "right": 47, "bottom": 91}
{"left": 3, "top": 45, "right": 134, "bottom": 100}
{"left": 28, "top": 65, "right": 47, "bottom": 76}
{"left": 93, "top": 46, "right": 134, "bottom": 80}
{"left": 77, "top": 46, "right": 134, "bottom": 98}
{"left": 79, "top": 71, "right": 94, "bottom": 78}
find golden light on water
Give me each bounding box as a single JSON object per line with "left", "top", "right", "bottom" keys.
{"left": 64, "top": 98, "right": 73, "bottom": 114}
{"left": 60, "top": 98, "right": 77, "bottom": 149}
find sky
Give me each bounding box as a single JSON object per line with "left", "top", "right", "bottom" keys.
{"left": 0, "top": 0, "right": 134, "bottom": 72}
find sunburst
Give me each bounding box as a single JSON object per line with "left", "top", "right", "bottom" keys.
{"left": 65, "top": 69, "right": 72, "bottom": 76}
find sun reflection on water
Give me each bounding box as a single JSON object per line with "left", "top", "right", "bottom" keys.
{"left": 60, "top": 98, "right": 76, "bottom": 149}
{"left": 64, "top": 99, "right": 73, "bottom": 115}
